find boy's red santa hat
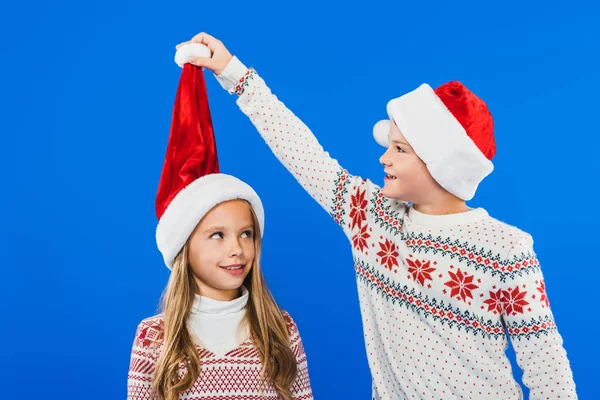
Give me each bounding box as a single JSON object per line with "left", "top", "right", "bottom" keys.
{"left": 155, "top": 43, "right": 264, "bottom": 269}
{"left": 373, "top": 82, "right": 495, "bottom": 201}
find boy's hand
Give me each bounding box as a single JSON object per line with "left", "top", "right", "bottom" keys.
{"left": 176, "top": 32, "right": 233, "bottom": 75}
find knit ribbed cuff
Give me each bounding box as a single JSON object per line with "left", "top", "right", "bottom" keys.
{"left": 215, "top": 56, "right": 249, "bottom": 94}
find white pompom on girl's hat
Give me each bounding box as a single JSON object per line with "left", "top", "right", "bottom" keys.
{"left": 373, "top": 81, "right": 496, "bottom": 201}
{"left": 155, "top": 43, "right": 264, "bottom": 269}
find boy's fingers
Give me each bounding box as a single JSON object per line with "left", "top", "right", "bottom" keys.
{"left": 191, "top": 32, "right": 220, "bottom": 52}
{"left": 188, "top": 56, "right": 214, "bottom": 69}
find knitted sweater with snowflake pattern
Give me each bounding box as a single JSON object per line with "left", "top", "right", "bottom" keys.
{"left": 214, "top": 56, "right": 577, "bottom": 400}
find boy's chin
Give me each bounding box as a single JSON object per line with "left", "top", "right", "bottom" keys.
{"left": 381, "top": 184, "right": 404, "bottom": 201}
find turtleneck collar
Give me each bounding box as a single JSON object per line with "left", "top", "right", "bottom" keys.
{"left": 191, "top": 286, "right": 249, "bottom": 316}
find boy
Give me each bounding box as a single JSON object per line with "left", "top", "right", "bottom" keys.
{"left": 178, "top": 32, "right": 577, "bottom": 399}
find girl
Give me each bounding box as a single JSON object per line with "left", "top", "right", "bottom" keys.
{"left": 127, "top": 59, "right": 313, "bottom": 400}
{"left": 177, "top": 33, "right": 577, "bottom": 399}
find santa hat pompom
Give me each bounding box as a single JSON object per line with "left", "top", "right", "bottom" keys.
{"left": 174, "top": 42, "right": 212, "bottom": 68}
{"left": 373, "top": 119, "right": 390, "bottom": 148}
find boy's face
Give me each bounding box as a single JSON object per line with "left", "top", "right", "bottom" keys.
{"left": 187, "top": 200, "right": 255, "bottom": 301}
{"left": 379, "top": 120, "right": 440, "bottom": 202}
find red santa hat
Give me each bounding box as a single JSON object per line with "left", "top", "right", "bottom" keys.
{"left": 155, "top": 43, "right": 264, "bottom": 269}
{"left": 373, "top": 81, "right": 495, "bottom": 201}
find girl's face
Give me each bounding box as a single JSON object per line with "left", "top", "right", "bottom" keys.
{"left": 379, "top": 120, "right": 441, "bottom": 203}
{"left": 188, "top": 200, "right": 256, "bottom": 301}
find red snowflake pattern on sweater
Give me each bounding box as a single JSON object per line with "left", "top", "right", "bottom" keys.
{"left": 405, "top": 257, "right": 436, "bottom": 286}
{"left": 483, "top": 289, "right": 504, "bottom": 315}
{"left": 444, "top": 268, "right": 479, "bottom": 302}
{"left": 352, "top": 223, "right": 370, "bottom": 252}
{"left": 377, "top": 238, "right": 399, "bottom": 272}
{"left": 536, "top": 279, "right": 550, "bottom": 308}
{"left": 502, "top": 286, "right": 530, "bottom": 315}
{"left": 349, "top": 187, "right": 367, "bottom": 230}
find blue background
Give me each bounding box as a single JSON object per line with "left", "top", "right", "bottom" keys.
{"left": 2, "top": 0, "right": 598, "bottom": 398}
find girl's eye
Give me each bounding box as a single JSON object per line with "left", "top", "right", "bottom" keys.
{"left": 210, "top": 232, "right": 224, "bottom": 239}
{"left": 396, "top": 146, "right": 405, "bottom": 153}
{"left": 241, "top": 230, "right": 253, "bottom": 238}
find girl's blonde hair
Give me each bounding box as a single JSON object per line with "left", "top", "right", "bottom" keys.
{"left": 151, "top": 202, "right": 297, "bottom": 399}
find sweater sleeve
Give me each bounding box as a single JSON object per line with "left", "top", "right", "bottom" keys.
{"left": 214, "top": 57, "right": 399, "bottom": 243}
{"left": 127, "top": 318, "right": 163, "bottom": 400}
{"left": 283, "top": 312, "right": 314, "bottom": 399}
{"left": 501, "top": 234, "right": 577, "bottom": 399}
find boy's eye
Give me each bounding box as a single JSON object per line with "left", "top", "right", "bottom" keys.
{"left": 210, "top": 232, "right": 224, "bottom": 239}
{"left": 396, "top": 146, "right": 405, "bottom": 153}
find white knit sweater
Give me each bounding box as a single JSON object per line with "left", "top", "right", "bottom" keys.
{"left": 214, "top": 56, "right": 577, "bottom": 400}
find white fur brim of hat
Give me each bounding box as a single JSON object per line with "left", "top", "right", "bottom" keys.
{"left": 174, "top": 43, "right": 212, "bottom": 68}
{"left": 156, "top": 173, "right": 265, "bottom": 269}
{"left": 372, "top": 84, "right": 493, "bottom": 201}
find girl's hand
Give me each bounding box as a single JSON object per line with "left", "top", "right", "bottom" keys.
{"left": 176, "top": 32, "right": 233, "bottom": 75}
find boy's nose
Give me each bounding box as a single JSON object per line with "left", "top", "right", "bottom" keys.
{"left": 380, "top": 150, "right": 391, "bottom": 167}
